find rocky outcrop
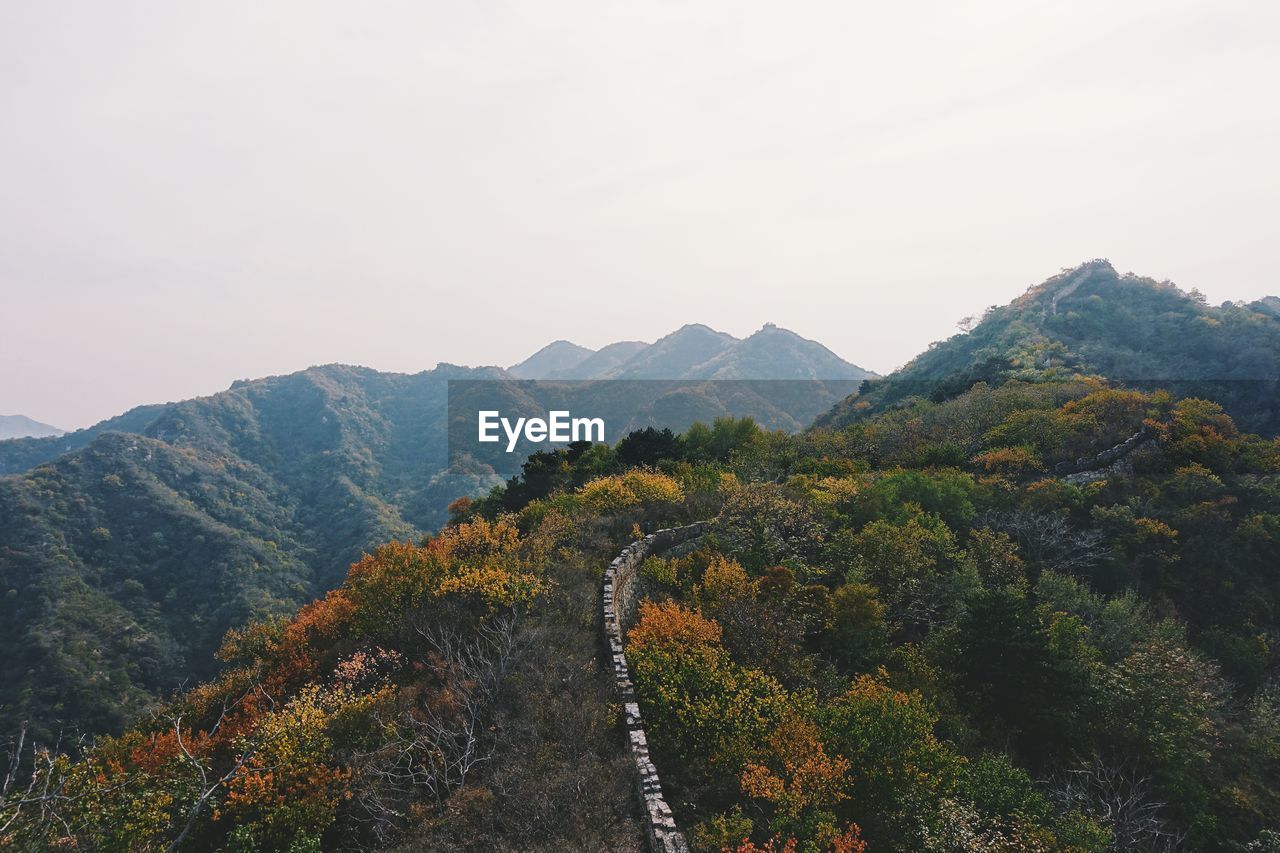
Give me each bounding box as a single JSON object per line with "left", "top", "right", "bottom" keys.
{"left": 603, "top": 524, "right": 706, "bottom": 853}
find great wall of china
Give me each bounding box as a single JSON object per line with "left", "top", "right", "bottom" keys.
{"left": 1054, "top": 425, "right": 1158, "bottom": 484}
{"left": 602, "top": 523, "right": 707, "bottom": 853}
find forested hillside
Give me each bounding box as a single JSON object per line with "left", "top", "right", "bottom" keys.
{"left": 6, "top": 379, "right": 1280, "bottom": 850}
{"left": 0, "top": 364, "right": 489, "bottom": 741}
{"left": 0, "top": 328, "right": 868, "bottom": 742}
{"left": 819, "top": 261, "right": 1280, "bottom": 436}
{"left": 4, "top": 267, "right": 1280, "bottom": 850}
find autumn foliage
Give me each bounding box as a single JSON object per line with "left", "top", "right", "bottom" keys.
{"left": 1, "top": 515, "right": 551, "bottom": 850}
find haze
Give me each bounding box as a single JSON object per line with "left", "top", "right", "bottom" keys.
{"left": 2, "top": 1, "right": 1277, "bottom": 430}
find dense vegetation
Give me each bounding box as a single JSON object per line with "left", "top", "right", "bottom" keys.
{"left": 0, "top": 365, "right": 468, "bottom": 742}
{"left": 3, "top": 264, "right": 1279, "bottom": 849}
{"left": 1, "top": 464, "right": 701, "bottom": 850}
{"left": 819, "top": 261, "right": 1280, "bottom": 437}
{"left": 6, "top": 377, "right": 1280, "bottom": 849}
{"left": 619, "top": 391, "right": 1280, "bottom": 851}
{"left": 0, "top": 332, "right": 868, "bottom": 741}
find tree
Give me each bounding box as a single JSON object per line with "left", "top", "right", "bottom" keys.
{"left": 740, "top": 711, "right": 850, "bottom": 843}
{"left": 937, "top": 587, "right": 1089, "bottom": 768}
{"left": 842, "top": 506, "right": 956, "bottom": 618}
{"left": 819, "top": 673, "right": 961, "bottom": 846}
{"left": 615, "top": 427, "right": 680, "bottom": 468}
{"left": 959, "top": 528, "right": 1027, "bottom": 591}
{"left": 1099, "top": 637, "right": 1226, "bottom": 834}
{"left": 826, "top": 583, "right": 887, "bottom": 668}
{"left": 628, "top": 601, "right": 788, "bottom": 767}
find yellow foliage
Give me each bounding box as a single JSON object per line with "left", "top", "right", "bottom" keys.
{"left": 579, "top": 476, "right": 638, "bottom": 512}
{"left": 577, "top": 470, "right": 684, "bottom": 513}
{"left": 697, "top": 555, "right": 752, "bottom": 603}
{"left": 621, "top": 470, "right": 685, "bottom": 503}
{"left": 806, "top": 476, "right": 864, "bottom": 511}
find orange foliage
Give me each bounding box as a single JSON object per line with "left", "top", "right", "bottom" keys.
{"left": 739, "top": 713, "right": 850, "bottom": 822}
{"left": 284, "top": 590, "right": 358, "bottom": 648}
{"left": 628, "top": 599, "right": 723, "bottom": 651}
{"left": 734, "top": 824, "right": 865, "bottom": 853}
{"left": 126, "top": 728, "right": 211, "bottom": 774}
{"left": 830, "top": 824, "right": 868, "bottom": 853}
{"left": 736, "top": 838, "right": 797, "bottom": 853}
{"left": 971, "top": 445, "right": 1045, "bottom": 478}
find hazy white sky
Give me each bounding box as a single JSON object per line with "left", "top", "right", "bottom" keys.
{"left": 2, "top": 1, "right": 1278, "bottom": 429}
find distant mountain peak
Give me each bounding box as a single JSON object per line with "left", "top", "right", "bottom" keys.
{"left": 503, "top": 322, "right": 871, "bottom": 382}
{"left": 507, "top": 340, "right": 594, "bottom": 379}
{"left": 665, "top": 323, "right": 737, "bottom": 340}
{"left": 0, "top": 414, "right": 64, "bottom": 440}
{"left": 601, "top": 324, "right": 736, "bottom": 379}
{"left": 544, "top": 340, "right": 650, "bottom": 380}
{"left": 747, "top": 323, "right": 798, "bottom": 339}
{"left": 697, "top": 324, "right": 876, "bottom": 381}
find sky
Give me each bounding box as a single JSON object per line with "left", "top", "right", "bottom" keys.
{"left": 2, "top": 1, "right": 1278, "bottom": 430}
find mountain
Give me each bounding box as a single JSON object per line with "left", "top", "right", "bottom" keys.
{"left": 1255, "top": 295, "right": 1280, "bottom": 318}
{"left": 504, "top": 323, "right": 876, "bottom": 383}
{"left": 0, "top": 325, "right": 872, "bottom": 739}
{"left": 544, "top": 340, "right": 650, "bottom": 379}
{"left": 602, "top": 324, "right": 737, "bottom": 378}
{"left": 593, "top": 323, "right": 877, "bottom": 381}
{"left": 9, "top": 292, "right": 1280, "bottom": 849}
{"left": 506, "top": 340, "right": 594, "bottom": 378}
{"left": 0, "top": 403, "right": 169, "bottom": 475}
{"left": 0, "top": 414, "right": 64, "bottom": 440}
{"left": 0, "top": 432, "right": 316, "bottom": 738}
{"left": 818, "top": 260, "right": 1280, "bottom": 434}
{"left": 0, "top": 364, "right": 494, "bottom": 739}
{"left": 694, "top": 323, "right": 875, "bottom": 380}
{"left": 15, "top": 373, "right": 1280, "bottom": 849}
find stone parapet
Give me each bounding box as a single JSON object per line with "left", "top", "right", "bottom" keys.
{"left": 602, "top": 523, "right": 705, "bottom": 853}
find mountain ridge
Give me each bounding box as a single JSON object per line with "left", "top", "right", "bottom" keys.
{"left": 502, "top": 322, "right": 877, "bottom": 382}
{"left": 816, "top": 260, "right": 1280, "bottom": 434}
{"left": 506, "top": 340, "right": 594, "bottom": 379}
{"left": 0, "top": 414, "right": 65, "bottom": 440}
{"left": 0, "top": 328, "right": 872, "bottom": 739}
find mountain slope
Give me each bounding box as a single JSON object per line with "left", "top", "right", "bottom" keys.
{"left": 0, "top": 432, "right": 315, "bottom": 739}
{"left": 0, "top": 327, "right": 874, "bottom": 738}
{"left": 818, "top": 260, "right": 1280, "bottom": 433}
{"left": 544, "top": 340, "right": 650, "bottom": 379}
{"left": 603, "top": 323, "right": 738, "bottom": 379}
{"left": 13, "top": 383, "right": 1280, "bottom": 849}
{"left": 506, "top": 340, "right": 594, "bottom": 378}
{"left": 0, "top": 364, "right": 500, "bottom": 738}
{"left": 695, "top": 323, "right": 876, "bottom": 380}
{"left": 0, "top": 404, "right": 169, "bottom": 475}
{"left": 0, "top": 414, "right": 64, "bottom": 440}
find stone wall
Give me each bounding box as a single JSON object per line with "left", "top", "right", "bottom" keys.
{"left": 603, "top": 523, "right": 706, "bottom": 853}
{"left": 1054, "top": 425, "right": 1157, "bottom": 484}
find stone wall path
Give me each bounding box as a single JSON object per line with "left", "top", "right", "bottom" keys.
{"left": 602, "top": 523, "right": 706, "bottom": 853}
